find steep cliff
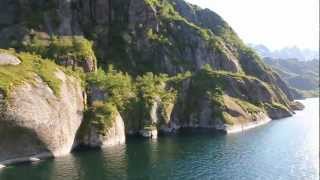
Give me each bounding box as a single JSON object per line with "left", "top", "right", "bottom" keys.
{"left": 160, "top": 67, "right": 293, "bottom": 133}
{"left": 78, "top": 83, "right": 126, "bottom": 147}
{"left": 0, "top": 0, "right": 303, "bottom": 159}
{"left": 0, "top": 51, "right": 85, "bottom": 165}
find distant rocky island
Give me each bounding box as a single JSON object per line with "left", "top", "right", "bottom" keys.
{"left": 0, "top": 0, "right": 304, "bottom": 167}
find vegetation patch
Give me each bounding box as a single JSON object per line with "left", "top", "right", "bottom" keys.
{"left": 83, "top": 101, "right": 118, "bottom": 135}
{"left": 22, "top": 35, "right": 96, "bottom": 67}
{"left": 233, "top": 98, "right": 263, "bottom": 115}
{"left": 263, "top": 102, "right": 290, "bottom": 112}
{"left": 182, "top": 65, "right": 268, "bottom": 125}
{"left": 86, "top": 66, "right": 177, "bottom": 131}
{"left": 147, "top": 28, "right": 172, "bottom": 45}
{"left": 0, "top": 49, "right": 64, "bottom": 98}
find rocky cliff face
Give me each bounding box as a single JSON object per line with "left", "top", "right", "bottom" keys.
{"left": 0, "top": 68, "right": 84, "bottom": 164}
{"left": 159, "top": 69, "right": 294, "bottom": 133}
{"left": 0, "top": 51, "right": 126, "bottom": 165}
{"left": 0, "top": 0, "right": 305, "bottom": 165}
{"left": 78, "top": 84, "right": 126, "bottom": 147}
{"left": 80, "top": 111, "right": 126, "bottom": 147}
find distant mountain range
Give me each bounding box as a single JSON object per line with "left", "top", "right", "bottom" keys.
{"left": 263, "top": 57, "right": 319, "bottom": 98}
{"left": 249, "top": 44, "right": 319, "bottom": 61}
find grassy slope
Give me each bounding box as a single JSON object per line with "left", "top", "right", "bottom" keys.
{"left": 0, "top": 49, "right": 84, "bottom": 99}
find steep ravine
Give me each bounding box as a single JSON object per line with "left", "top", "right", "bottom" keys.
{"left": 0, "top": 0, "right": 304, "bottom": 167}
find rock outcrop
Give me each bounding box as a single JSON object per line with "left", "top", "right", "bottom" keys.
{"left": 79, "top": 84, "right": 126, "bottom": 147}
{"left": 0, "top": 54, "right": 21, "bottom": 65}
{"left": 81, "top": 111, "right": 126, "bottom": 147}
{"left": 0, "top": 0, "right": 302, "bottom": 102}
{"left": 139, "top": 128, "right": 158, "bottom": 139}
{"left": 0, "top": 0, "right": 306, "bottom": 166}
{"left": 290, "top": 101, "right": 305, "bottom": 111}
{"left": 147, "top": 68, "right": 294, "bottom": 134}
{"left": 0, "top": 70, "right": 85, "bottom": 165}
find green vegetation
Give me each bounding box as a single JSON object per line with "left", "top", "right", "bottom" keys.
{"left": 48, "top": 36, "right": 96, "bottom": 62}
{"left": 263, "top": 102, "right": 290, "bottom": 112}
{"left": 155, "top": 0, "right": 229, "bottom": 55}
{"left": 182, "top": 65, "right": 267, "bottom": 125}
{"left": 95, "top": 0, "right": 232, "bottom": 74}
{"left": 222, "top": 112, "right": 236, "bottom": 125}
{"left": 85, "top": 66, "right": 177, "bottom": 132}
{"left": 143, "top": 125, "right": 157, "bottom": 131}
{"left": 144, "top": 0, "right": 160, "bottom": 8}
{"left": 85, "top": 66, "right": 135, "bottom": 133}
{"left": 22, "top": 35, "right": 96, "bottom": 67}
{"left": 184, "top": 66, "right": 230, "bottom": 124}
{"left": 147, "top": 29, "right": 172, "bottom": 45}
{"left": 233, "top": 98, "right": 263, "bottom": 114}
{"left": 136, "top": 72, "right": 177, "bottom": 128}
{"left": 84, "top": 101, "right": 118, "bottom": 135}
{"left": 0, "top": 49, "right": 63, "bottom": 98}
{"left": 137, "top": 72, "right": 176, "bottom": 106}
{"left": 87, "top": 66, "right": 135, "bottom": 111}
{"left": 0, "top": 0, "right": 296, "bottom": 135}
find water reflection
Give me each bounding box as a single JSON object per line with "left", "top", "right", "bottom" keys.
{"left": 74, "top": 145, "right": 128, "bottom": 180}
{"left": 49, "top": 154, "right": 80, "bottom": 180}
{"left": 0, "top": 98, "right": 318, "bottom": 180}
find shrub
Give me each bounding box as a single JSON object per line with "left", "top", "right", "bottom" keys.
{"left": 22, "top": 35, "right": 96, "bottom": 67}
{"left": 0, "top": 50, "right": 63, "bottom": 98}
{"left": 84, "top": 101, "right": 118, "bottom": 135}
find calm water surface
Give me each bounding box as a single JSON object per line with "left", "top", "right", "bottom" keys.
{"left": 0, "top": 98, "right": 318, "bottom": 180}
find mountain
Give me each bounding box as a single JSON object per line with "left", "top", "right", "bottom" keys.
{"left": 0, "top": 0, "right": 303, "bottom": 166}
{"left": 250, "top": 44, "right": 319, "bottom": 61}
{"left": 263, "top": 58, "right": 319, "bottom": 98}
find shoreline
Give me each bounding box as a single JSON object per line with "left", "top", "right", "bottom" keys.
{"left": 0, "top": 152, "right": 52, "bottom": 168}
{"left": 0, "top": 115, "right": 275, "bottom": 169}
{"left": 225, "top": 116, "right": 272, "bottom": 134}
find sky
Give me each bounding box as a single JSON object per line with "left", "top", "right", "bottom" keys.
{"left": 185, "top": 0, "right": 319, "bottom": 51}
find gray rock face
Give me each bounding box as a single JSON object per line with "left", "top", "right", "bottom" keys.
{"left": 0, "top": 0, "right": 302, "bottom": 105}
{"left": 81, "top": 84, "right": 126, "bottom": 147}
{"left": 168, "top": 94, "right": 270, "bottom": 131}
{"left": 124, "top": 0, "right": 242, "bottom": 74}
{"left": 0, "top": 70, "right": 84, "bottom": 164}
{"left": 265, "top": 107, "right": 293, "bottom": 120}
{"left": 160, "top": 72, "right": 294, "bottom": 133}
{"left": 56, "top": 55, "right": 96, "bottom": 73}
{"left": 0, "top": 0, "right": 303, "bottom": 141}
{"left": 170, "top": 0, "right": 295, "bottom": 101}
{"left": 139, "top": 129, "right": 158, "bottom": 139}
{"left": 290, "top": 101, "right": 305, "bottom": 111}
{"left": 0, "top": 54, "right": 21, "bottom": 65}
{"left": 81, "top": 112, "right": 126, "bottom": 147}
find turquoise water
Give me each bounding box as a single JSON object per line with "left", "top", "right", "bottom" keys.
{"left": 0, "top": 98, "right": 318, "bottom": 180}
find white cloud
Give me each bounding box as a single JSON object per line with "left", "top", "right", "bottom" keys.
{"left": 185, "top": 0, "right": 319, "bottom": 50}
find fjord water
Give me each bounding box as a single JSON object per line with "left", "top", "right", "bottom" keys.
{"left": 0, "top": 98, "right": 318, "bottom": 180}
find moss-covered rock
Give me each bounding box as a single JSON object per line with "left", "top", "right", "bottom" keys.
{"left": 17, "top": 34, "right": 97, "bottom": 72}
{"left": 79, "top": 101, "right": 126, "bottom": 147}
{"left": 0, "top": 49, "right": 64, "bottom": 98}
{"left": 162, "top": 67, "right": 293, "bottom": 132}
{"left": 0, "top": 61, "right": 85, "bottom": 165}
